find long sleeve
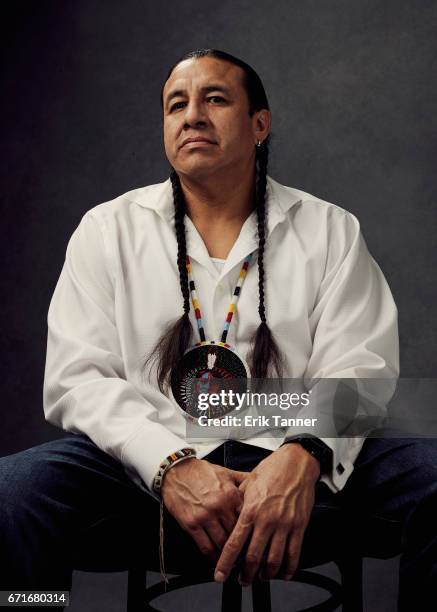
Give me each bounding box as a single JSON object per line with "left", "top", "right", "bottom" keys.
{"left": 43, "top": 210, "right": 192, "bottom": 495}
{"left": 284, "top": 209, "right": 399, "bottom": 492}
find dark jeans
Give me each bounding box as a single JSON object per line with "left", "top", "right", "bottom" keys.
{"left": 0, "top": 431, "right": 436, "bottom": 611}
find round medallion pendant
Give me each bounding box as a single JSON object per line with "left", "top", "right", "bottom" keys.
{"left": 170, "top": 342, "right": 250, "bottom": 422}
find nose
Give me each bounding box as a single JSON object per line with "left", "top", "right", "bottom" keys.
{"left": 183, "top": 98, "right": 208, "bottom": 128}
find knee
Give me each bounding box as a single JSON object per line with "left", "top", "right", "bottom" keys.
{"left": 405, "top": 439, "right": 437, "bottom": 481}
{"left": 399, "top": 440, "right": 437, "bottom": 513}
{"left": 0, "top": 449, "right": 53, "bottom": 518}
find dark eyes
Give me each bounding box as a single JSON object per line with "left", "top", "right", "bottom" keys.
{"left": 169, "top": 96, "right": 226, "bottom": 112}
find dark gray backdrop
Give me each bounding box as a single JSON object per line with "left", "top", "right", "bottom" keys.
{"left": 1, "top": 2, "right": 436, "bottom": 610}
{"left": 1, "top": 0, "right": 436, "bottom": 453}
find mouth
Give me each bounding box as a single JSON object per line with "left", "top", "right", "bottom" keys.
{"left": 181, "top": 138, "right": 217, "bottom": 148}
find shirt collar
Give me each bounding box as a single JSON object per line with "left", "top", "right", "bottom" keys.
{"left": 131, "top": 174, "right": 302, "bottom": 228}
{"left": 130, "top": 175, "right": 302, "bottom": 276}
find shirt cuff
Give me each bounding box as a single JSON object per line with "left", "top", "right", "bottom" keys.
{"left": 315, "top": 436, "right": 366, "bottom": 493}
{"left": 120, "top": 422, "right": 195, "bottom": 497}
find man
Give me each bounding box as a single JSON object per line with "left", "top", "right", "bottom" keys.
{"left": 0, "top": 49, "right": 435, "bottom": 611}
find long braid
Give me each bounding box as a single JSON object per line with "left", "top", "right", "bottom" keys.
{"left": 172, "top": 170, "right": 190, "bottom": 317}
{"left": 256, "top": 145, "right": 268, "bottom": 324}
{"left": 142, "top": 170, "right": 192, "bottom": 391}
{"left": 249, "top": 142, "right": 284, "bottom": 379}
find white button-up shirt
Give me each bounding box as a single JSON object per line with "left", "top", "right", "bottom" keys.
{"left": 43, "top": 175, "right": 399, "bottom": 496}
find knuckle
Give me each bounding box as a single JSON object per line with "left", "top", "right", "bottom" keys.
{"left": 211, "top": 503, "right": 224, "bottom": 516}
{"left": 292, "top": 516, "right": 305, "bottom": 530}
{"left": 195, "top": 509, "right": 211, "bottom": 524}
{"left": 199, "top": 544, "right": 214, "bottom": 556}
{"left": 227, "top": 483, "right": 239, "bottom": 495}
{"left": 225, "top": 539, "right": 240, "bottom": 553}
{"left": 245, "top": 553, "right": 260, "bottom": 566}
{"left": 186, "top": 512, "right": 207, "bottom": 529}
{"left": 185, "top": 518, "right": 197, "bottom": 531}
{"left": 207, "top": 496, "right": 222, "bottom": 511}
{"left": 267, "top": 557, "right": 282, "bottom": 569}
{"left": 287, "top": 544, "right": 301, "bottom": 558}
{"left": 278, "top": 516, "right": 291, "bottom": 529}
{"left": 263, "top": 516, "right": 276, "bottom": 530}
{"left": 242, "top": 506, "right": 256, "bottom": 523}
{"left": 229, "top": 488, "right": 242, "bottom": 504}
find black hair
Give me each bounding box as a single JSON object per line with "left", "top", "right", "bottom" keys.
{"left": 143, "top": 49, "right": 284, "bottom": 391}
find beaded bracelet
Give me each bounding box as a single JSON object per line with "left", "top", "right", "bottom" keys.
{"left": 152, "top": 447, "right": 197, "bottom": 495}
{"left": 154, "top": 448, "right": 197, "bottom": 588}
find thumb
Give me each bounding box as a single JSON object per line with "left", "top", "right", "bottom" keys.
{"left": 227, "top": 468, "right": 249, "bottom": 486}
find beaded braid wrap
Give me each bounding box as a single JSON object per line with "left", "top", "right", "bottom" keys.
{"left": 186, "top": 253, "right": 253, "bottom": 346}
{"left": 153, "top": 447, "right": 197, "bottom": 587}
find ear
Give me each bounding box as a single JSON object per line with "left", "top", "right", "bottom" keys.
{"left": 253, "top": 109, "right": 271, "bottom": 146}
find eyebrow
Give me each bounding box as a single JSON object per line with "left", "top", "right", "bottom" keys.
{"left": 165, "top": 84, "right": 232, "bottom": 108}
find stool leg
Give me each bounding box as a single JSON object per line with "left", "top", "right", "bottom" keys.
{"left": 338, "top": 556, "right": 363, "bottom": 612}
{"left": 252, "top": 580, "right": 271, "bottom": 612}
{"left": 127, "top": 567, "right": 147, "bottom": 612}
{"left": 222, "top": 576, "right": 242, "bottom": 612}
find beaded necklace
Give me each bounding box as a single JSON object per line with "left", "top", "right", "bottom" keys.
{"left": 170, "top": 253, "right": 253, "bottom": 421}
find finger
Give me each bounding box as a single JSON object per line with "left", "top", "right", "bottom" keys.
{"left": 280, "top": 527, "right": 305, "bottom": 580}
{"left": 260, "top": 528, "right": 289, "bottom": 580}
{"left": 190, "top": 527, "right": 219, "bottom": 562}
{"left": 214, "top": 513, "right": 253, "bottom": 582}
{"left": 227, "top": 468, "right": 249, "bottom": 487}
{"left": 239, "top": 524, "right": 272, "bottom": 585}
{"left": 204, "top": 519, "right": 230, "bottom": 553}
{"left": 220, "top": 511, "right": 239, "bottom": 535}
{"left": 238, "top": 479, "right": 248, "bottom": 496}
{"left": 234, "top": 491, "right": 245, "bottom": 515}
{"left": 228, "top": 481, "right": 245, "bottom": 514}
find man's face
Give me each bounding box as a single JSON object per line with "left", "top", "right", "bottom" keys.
{"left": 162, "top": 56, "right": 269, "bottom": 179}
